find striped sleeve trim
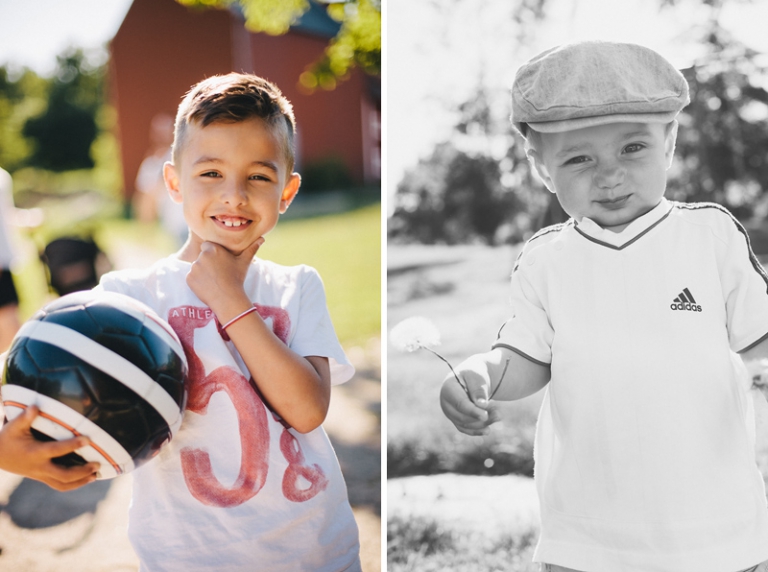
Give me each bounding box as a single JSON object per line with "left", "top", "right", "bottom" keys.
{"left": 490, "top": 342, "right": 551, "bottom": 367}
{"left": 675, "top": 201, "right": 768, "bottom": 294}
{"left": 513, "top": 220, "right": 573, "bottom": 273}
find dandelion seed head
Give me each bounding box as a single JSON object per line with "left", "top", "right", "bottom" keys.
{"left": 389, "top": 316, "right": 441, "bottom": 352}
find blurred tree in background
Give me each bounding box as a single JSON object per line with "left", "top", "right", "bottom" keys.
{"left": 389, "top": 0, "right": 768, "bottom": 245}
{"left": 0, "top": 47, "right": 121, "bottom": 212}
{"left": 176, "top": 0, "right": 381, "bottom": 91}
{"left": 0, "top": 68, "right": 46, "bottom": 173}
{"left": 22, "top": 49, "right": 102, "bottom": 172}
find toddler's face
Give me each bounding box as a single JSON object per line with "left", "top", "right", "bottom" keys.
{"left": 164, "top": 117, "right": 299, "bottom": 258}
{"left": 530, "top": 122, "right": 676, "bottom": 232}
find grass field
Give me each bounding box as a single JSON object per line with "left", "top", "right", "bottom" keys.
{"left": 387, "top": 244, "right": 542, "bottom": 479}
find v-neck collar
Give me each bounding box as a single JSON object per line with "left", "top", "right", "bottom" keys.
{"left": 574, "top": 199, "right": 673, "bottom": 250}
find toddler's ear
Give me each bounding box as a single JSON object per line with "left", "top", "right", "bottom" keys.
{"left": 527, "top": 149, "right": 555, "bottom": 194}
{"left": 664, "top": 121, "right": 679, "bottom": 169}
{"left": 164, "top": 162, "right": 183, "bottom": 204}
{"left": 280, "top": 173, "right": 301, "bottom": 213}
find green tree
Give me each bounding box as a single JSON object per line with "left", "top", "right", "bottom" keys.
{"left": 175, "top": 0, "right": 380, "bottom": 91}
{"left": 390, "top": 90, "right": 533, "bottom": 245}
{"left": 22, "top": 49, "right": 103, "bottom": 172}
{"left": 0, "top": 68, "right": 47, "bottom": 172}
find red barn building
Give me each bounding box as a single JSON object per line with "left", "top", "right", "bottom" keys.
{"left": 109, "top": 0, "right": 380, "bottom": 201}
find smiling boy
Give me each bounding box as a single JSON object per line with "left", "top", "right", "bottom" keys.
{"left": 440, "top": 42, "right": 768, "bottom": 571}
{"left": 95, "top": 73, "right": 361, "bottom": 571}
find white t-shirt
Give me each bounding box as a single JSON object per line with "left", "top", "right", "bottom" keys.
{"left": 0, "top": 168, "right": 17, "bottom": 269}
{"left": 98, "top": 256, "right": 360, "bottom": 572}
{"left": 494, "top": 199, "right": 768, "bottom": 572}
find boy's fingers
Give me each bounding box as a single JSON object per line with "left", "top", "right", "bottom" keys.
{"left": 240, "top": 236, "right": 265, "bottom": 261}
{"left": 460, "top": 372, "right": 490, "bottom": 407}
{"left": 200, "top": 241, "right": 216, "bottom": 254}
{"left": 42, "top": 436, "right": 91, "bottom": 458}
{"left": 448, "top": 394, "right": 489, "bottom": 422}
{"left": 43, "top": 471, "right": 98, "bottom": 492}
{"left": 486, "top": 402, "right": 503, "bottom": 424}
{"left": 44, "top": 460, "right": 100, "bottom": 483}
{"left": 8, "top": 405, "right": 39, "bottom": 431}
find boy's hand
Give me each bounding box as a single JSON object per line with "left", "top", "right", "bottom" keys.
{"left": 0, "top": 406, "right": 99, "bottom": 491}
{"left": 186, "top": 238, "right": 264, "bottom": 316}
{"left": 440, "top": 361, "right": 502, "bottom": 436}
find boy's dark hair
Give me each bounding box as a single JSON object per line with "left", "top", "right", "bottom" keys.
{"left": 172, "top": 73, "right": 297, "bottom": 173}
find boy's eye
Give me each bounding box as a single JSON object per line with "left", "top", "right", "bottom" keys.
{"left": 249, "top": 174, "right": 271, "bottom": 182}
{"left": 200, "top": 171, "right": 221, "bottom": 178}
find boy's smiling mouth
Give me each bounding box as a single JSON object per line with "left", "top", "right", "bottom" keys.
{"left": 212, "top": 215, "right": 252, "bottom": 228}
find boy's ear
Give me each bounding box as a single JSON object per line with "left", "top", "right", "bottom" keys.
{"left": 280, "top": 173, "right": 301, "bottom": 214}
{"left": 164, "top": 162, "right": 183, "bottom": 204}
{"left": 664, "top": 121, "right": 679, "bottom": 169}
{"left": 527, "top": 149, "right": 556, "bottom": 194}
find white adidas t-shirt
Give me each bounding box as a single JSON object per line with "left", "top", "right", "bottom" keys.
{"left": 98, "top": 256, "right": 360, "bottom": 572}
{"left": 494, "top": 199, "right": 768, "bottom": 572}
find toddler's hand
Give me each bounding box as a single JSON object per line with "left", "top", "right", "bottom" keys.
{"left": 440, "top": 362, "right": 501, "bottom": 436}
{"left": 0, "top": 406, "right": 100, "bottom": 491}
{"left": 186, "top": 237, "right": 264, "bottom": 313}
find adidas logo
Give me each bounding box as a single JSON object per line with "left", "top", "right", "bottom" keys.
{"left": 670, "top": 288, "right": 702, "bottom": 312}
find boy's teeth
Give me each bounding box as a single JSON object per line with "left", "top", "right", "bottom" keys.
{"left": 217, "top": 216, "right": 245, "bottom": 227}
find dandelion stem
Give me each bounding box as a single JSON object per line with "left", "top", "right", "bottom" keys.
{"left": 422, "top": 347, "right": 471, "bottom": 400}
{"left": 489, "top": 357, "right": 510, "bottom": 401}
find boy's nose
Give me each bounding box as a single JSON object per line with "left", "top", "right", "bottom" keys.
{"left": 594, "top": 163, "right": 625, "bottom": 189}
{"left": 221, "top": 181, "right": 248, "bottom": 205}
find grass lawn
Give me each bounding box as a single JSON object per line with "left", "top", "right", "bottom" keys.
{"left": 387, "top": 244, "right": 543, "bottom": 478}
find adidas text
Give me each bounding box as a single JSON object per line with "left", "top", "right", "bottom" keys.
{"left": 670, "top": 302, "right": 702, "bottom": 312}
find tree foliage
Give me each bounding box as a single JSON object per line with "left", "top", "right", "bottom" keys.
{"left": 22, "top": 50, "right": 102, "bottom": 172}
{"left": 0, "top": 68, "right": 46, "bottom": 172}
{"left": 389, "top": 89, "right": 537, "bottom": 245}
{"left": 176, "top": 0, "right": 380, "bottom": 91}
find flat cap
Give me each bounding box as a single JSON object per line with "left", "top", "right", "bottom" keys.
{"left": 511, "top": 41, "right": 690, "bottom": 136}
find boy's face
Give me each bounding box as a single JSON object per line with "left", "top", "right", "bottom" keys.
{"left": 164, "top": 117, "right": 299, "bottom": 259}
{"left": 529, "top": 122, "right": 676, "bottom": 233}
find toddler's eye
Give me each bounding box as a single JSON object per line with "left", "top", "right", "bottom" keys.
{"left": 564, "top": 155, "right": 589, "bottom": 166}
{"left": 201, "top": 171, "right": 220, "bottom": 178}
{"left": 250, "top": 174, "right": 272, "bottom": 182}
{"left": 623, "top": 143, "right": 646, "bottom": 153}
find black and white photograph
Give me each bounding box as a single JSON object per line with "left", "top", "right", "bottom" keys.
{"left": 387, "top": 1, "right": 768, "bottom": 570}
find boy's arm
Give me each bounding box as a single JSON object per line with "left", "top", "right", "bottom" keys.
{"left": 440, "top": 346, "right": 550, "bottom": 436}
{"left": 187, "top": 240, "right": 330, "bottom": 434}
{"left": 0, "top": 406, "right": 99, "bottom": 491}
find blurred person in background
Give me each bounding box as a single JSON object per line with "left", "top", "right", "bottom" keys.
{"left": 0, "top": 167, "right": 21, "bottom": 351}
{"left": 133, "top": 112, "right": 188, "bottom": 247}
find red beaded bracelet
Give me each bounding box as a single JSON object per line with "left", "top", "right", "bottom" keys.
{"left": 221, "top": 306, "right": 258, "bottom": 330}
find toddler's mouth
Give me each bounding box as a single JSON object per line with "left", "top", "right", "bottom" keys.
{"left": 212, "top": 215, "right": 252, "bottom": 228}
{"left": 596, "top": 195, "right": 631, "bottom": 210}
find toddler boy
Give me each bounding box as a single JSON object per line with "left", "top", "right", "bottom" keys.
{"left": 440, "top": 41, "right": 768, "bottom": 572}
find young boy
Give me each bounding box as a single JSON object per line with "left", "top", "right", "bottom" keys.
{"left": 1, "top": 73, "right": 361, "bottom": 571}
{"left": 440, "top": 41, "right": 768, "bottom": 572}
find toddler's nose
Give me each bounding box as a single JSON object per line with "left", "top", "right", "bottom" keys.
{"left": 594, "top": 163, "right": 625, "bottom": 190}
